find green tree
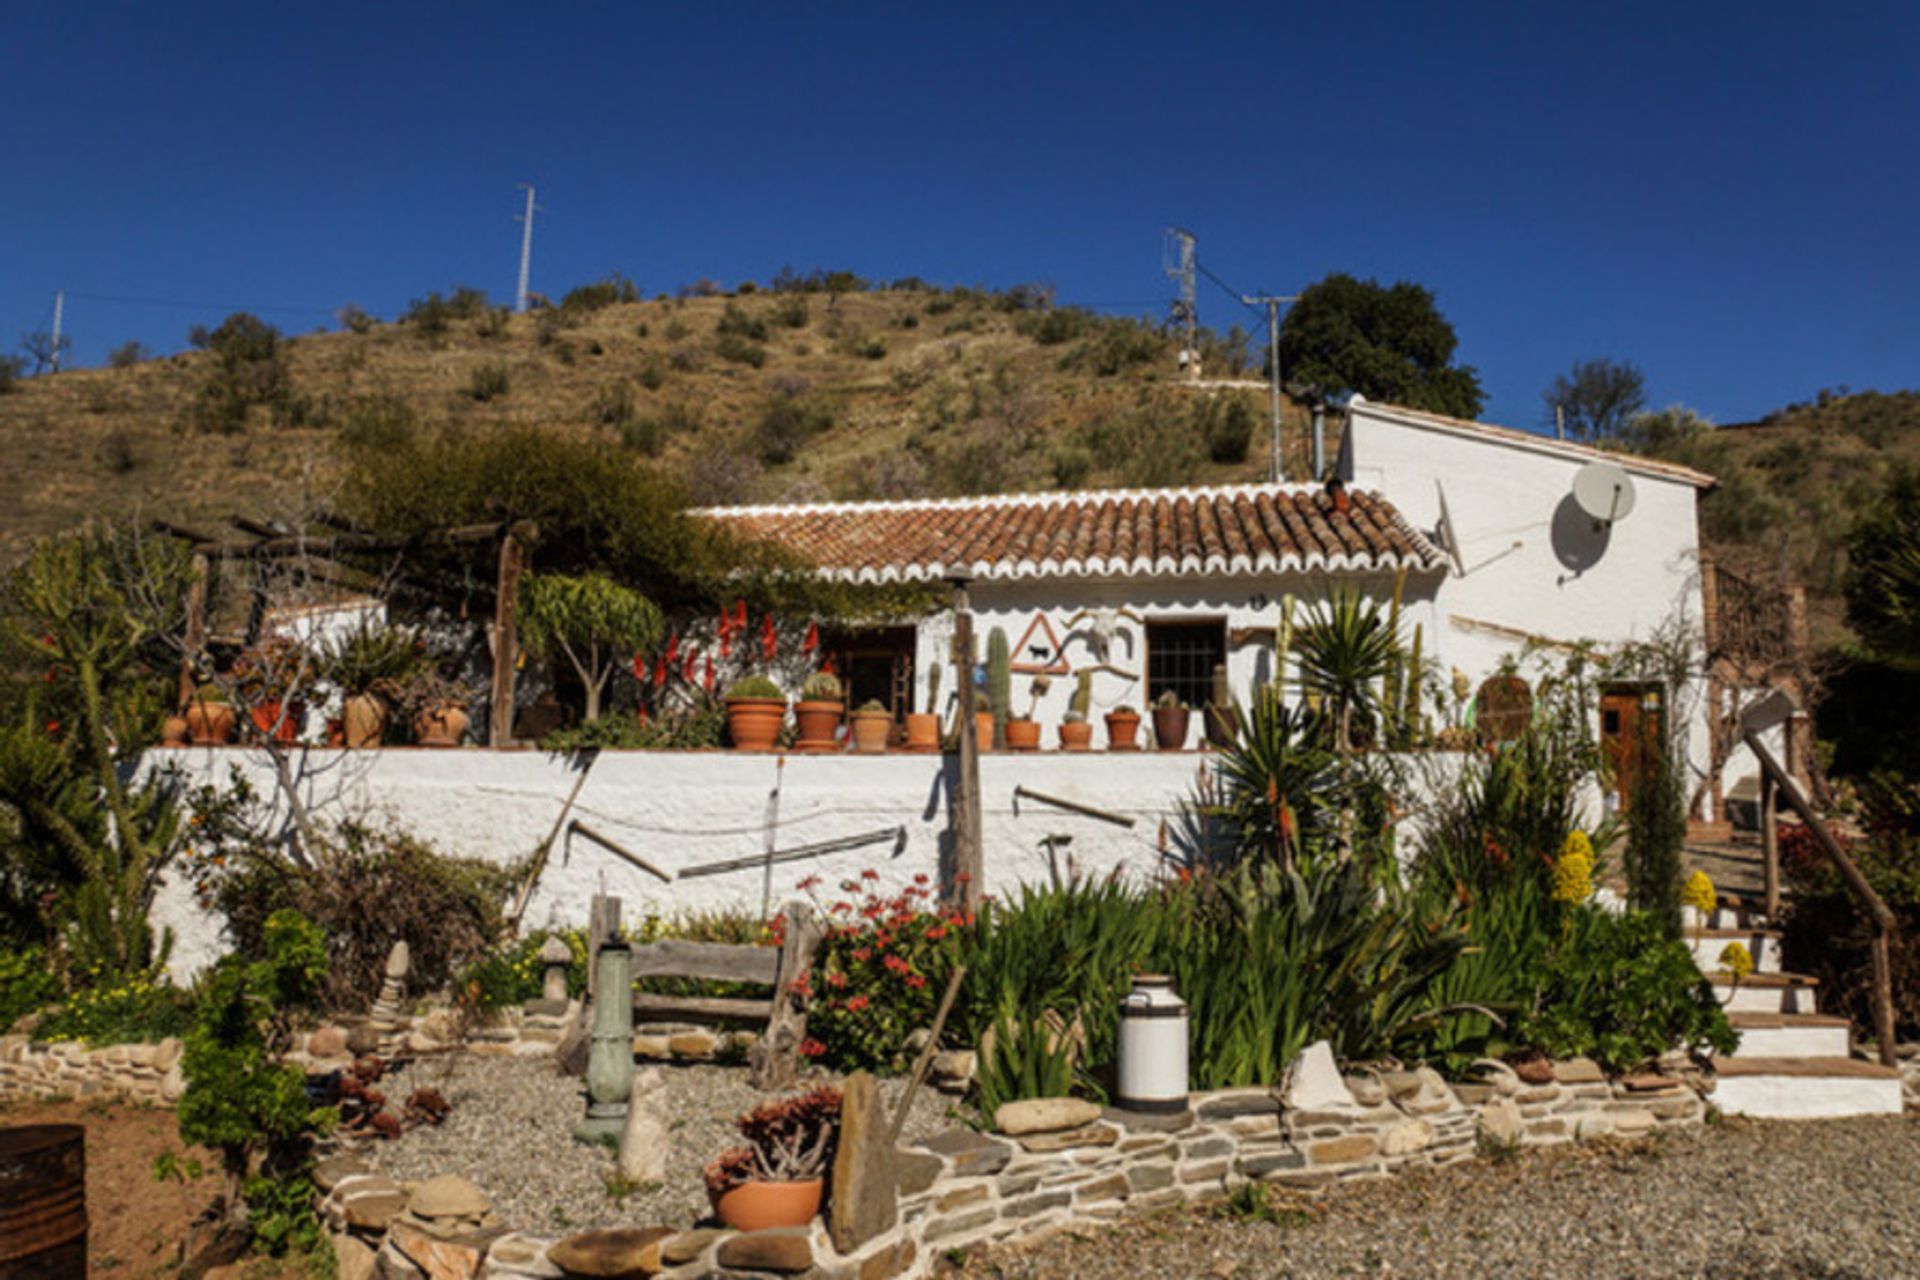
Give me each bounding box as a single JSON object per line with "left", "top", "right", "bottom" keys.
{"left": 519, "top": 571, "right": 664, "bottom": 721}
{"left": 1543, "top": 358, "right": 1647, "bottom": 441}
{"left": 1844, "top": 467, "right": 1920, "bottom": 670}
{"left": 1276, "top": 273, "right": 1482, "bottom": 419}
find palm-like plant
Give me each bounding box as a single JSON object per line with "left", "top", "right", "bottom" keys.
{"left": 519, "top": 571, "right": 663, "bottom": 722}
{"left": 1209, "top": 686, "right": 1339, "bottom": 873}
{"left": 1292, "top": 590, "right": 1401, "bottom": 751}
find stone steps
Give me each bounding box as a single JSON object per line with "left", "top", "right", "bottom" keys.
{"left": 1711, "top": 1056, "right": 1905, "bottom": 1119}
{"left": 1723, "top": 1012, "right": 1852, "bottom": 1060}
{"left": 1708, "top": 969, "right": 1821, "bottom": 1015}
{"left": 1687, "top": 927, "right": 1784, "bottom": 975}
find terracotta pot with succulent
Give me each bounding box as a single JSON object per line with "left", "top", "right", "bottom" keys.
{"left": 322, "top": 620, "right": 427, "bottom": 749}
{"left": 1104, "top": 705, "right": 1142, "bottom": 751}
{"left": 185, "top": 683, "right": 235, "bottom": 746}
{"left": 724, "top": 675, "right": 787, "bottom": 751}
{"left": 705, "top": 1086, "right": 842, "bottom": 1231}
{"left": 793, "top": 671, "right": 844, "bottom": 752}
{"left": 903, "top": 664, "right": 941, "bottom": 753}
{"left": 1059, "top": 670, "right": 1094, "bottom": 751}
{"left": 1006, "top": 673, "right": 1046, "bottom": 751}
{"left": 403, "top": 670, "right": 474, "bottom": 748}
{"left": 1151, "top": 689, "right": 1190, "bottom": 751}
{"left": 849, "top": 699, "right": 892, "bottom": 753}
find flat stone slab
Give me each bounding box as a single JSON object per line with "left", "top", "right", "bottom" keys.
{"left": 547, "top": 1227, "right": 673, "bottom": 1278}
{"left": 918, "top": 1127, "right": 1014, "bottom": 1175}
{"left": 994, "top": 1096, "right": 1103, "bottom": 1134}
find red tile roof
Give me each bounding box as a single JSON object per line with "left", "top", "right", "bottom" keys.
{"left": 699, "top": 483, "right": 1445, "bottom": 584}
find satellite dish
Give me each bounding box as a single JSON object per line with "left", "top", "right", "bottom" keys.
{"left": 1433, "top": 480, "right": 1464, "bottom": 575}
{"left": 1572, "top": 461, "right": 1637, "bottom": 528}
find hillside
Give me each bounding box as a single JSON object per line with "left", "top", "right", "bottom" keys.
{"left": 0, "top": 283, "right": 1293, "bottom": 562}
{"left": 1631, "top": 390, "right": 1920, "bottom": 649}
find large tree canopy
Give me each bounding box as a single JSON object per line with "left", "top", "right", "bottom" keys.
{"left": 1277, "top": 274, "right": 1483, "bottom": 420}
{"left": 1543, "top": 358, "right": 1647, "bottom": 441}
{"left": 1844, "top": 467, "right": 1920, "bottom": 671}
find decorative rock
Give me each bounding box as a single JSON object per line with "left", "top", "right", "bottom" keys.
{"left": 387, "top": 941, "right": 412, "bottom": 979}
{"left": 1193, "top": 1088, "right": 1280, "bottom": 1120}
{"left": 715, "top": 1227, "right": 814, "bottom": 1273}
{"left": 410, "top": 1174, "right": 492, "bottom": 1219}
{"left": 546, "top": 1227, "right": 673, "bottom": 1278}
{"left": 315, "top": 1155, "right": 375, "bottom": 1193}
{"left": 830, "top": 1071, "right": 898, "bottom": 1253}
{"left": 540, "top": 937, "right": 573, "bottom": 1004}
{"left": 1017, "top": 1122, "right": 1119, "bottom": 1152}
{"left": 660, "top": 1229, "right": 728, "bottom": 1265}
{"left": 1514, "top": 1058, "right": 1555, "bottom": 1085}
{"left": 1343, "top": 1074, "right": 1387, "bottom": 1106}
{"left": 667, "top": 1030, "right": 718, "bottom": 1060}
{"left": 1282, "top": 1040, "right": 1351, "bottom": 1111}
{"left": 1450, "top": 1083, "right": 1496, "bottom": 1106}
{"left": 308, "top": 1025, "right": 351, "bottom": 1058}
{"left": 377, "top": 1240, "right": 427, "bottom": 1279}
{"left": 485, "top": 1234, "right": 564, "bottom": 1279}
{"left": 994, "top": 1096, "right": 1102, "bottom": 1135}
{"left": 346, "top": 1189, "right": 413, "bottom": 1232}
{"left": 1619, "top": 1073, "right": 1683, "bottom": 1092}
{"left": 390, "top": 1220, "right": 488, "bottom": 1280}
{"left": 617, "top": 1069, "right": 669, "bottom": 1184}
{"left": 1552, "top": 1056, "right": 1605, "bottom": 1085}
{"left": 1574, "top": 1112, "right": 1615, "bottom": 1139}
{"left": 334, "top": 1232, "right": 378, "bottom": 1280}
{"left": 1379, "top": 1118, "right": 1435, "bottom": 1156}
{"left": 1477, "top": 1098, "right": 1523, "bottom": 1147}
{"left": 917, "top": 1127, "right": 1014, "bottom": 1175}
{"left": 1102, "top": 1105, "right": 1194, "bottom": 1133}
{"left": 895, "top": 1147, "right": 944, "bottom": 1196}
{"left": 348, "top": 1023, "right": 383, "bottom": 1056}
{"left": 930, "top": 1049, "right": 976, "bottom": 1090}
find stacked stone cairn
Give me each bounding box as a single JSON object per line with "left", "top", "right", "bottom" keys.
{"left": 368, "top": 941, "right": 412, "bottom": 1057}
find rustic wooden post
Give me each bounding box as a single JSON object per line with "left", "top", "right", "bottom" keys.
{"left": 750, "top": 902, "right": 826, "bottom": 1090}
{"left": 490, "top": 524, "right": 527, "bottom": 748}
{"left": 1871, "top": 929, "right": 1897, "bottom": 1069}
{"left": 1760, "top": 772, "right": 1780, "bottom": 920}
{"left": 949, "top": 579, "right": 983, "bottom": 912}
{"left": 177, "top": 552, "right": 210, "bottom": 711}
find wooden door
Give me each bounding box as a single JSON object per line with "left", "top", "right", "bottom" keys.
{"left": 1600, "top": 685, "right": 1665, "bottom": 814}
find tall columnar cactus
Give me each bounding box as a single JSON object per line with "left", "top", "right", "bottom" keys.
{"left": 1380, "top": 570, "right": 1407, "bottom": 743}
{"left": 925, "top": 662, "right": 942, "bottom": 716}
{"left": 1402, "top": 622, "right": 1424, "bottom": 745}
{"left": 986, "top": 626, "right": 1011, "bottom": 750}
{"left": 1274, "top": 593, "right": 1294, "bottom": 695}
{"left": 1070, "top": 669, "right": 1093, "bottom": 719}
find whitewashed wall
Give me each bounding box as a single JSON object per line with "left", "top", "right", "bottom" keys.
{"left": 145, "top": 745, "right": 1218, "bottom": 981}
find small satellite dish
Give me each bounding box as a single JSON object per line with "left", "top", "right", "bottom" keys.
{"left": 1572, "top": 461, "right": 1637, "bottom": 528}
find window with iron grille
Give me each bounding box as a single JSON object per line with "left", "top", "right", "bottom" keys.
{"left": 1146, "top": 619, "right": 1226, "bottom": 709}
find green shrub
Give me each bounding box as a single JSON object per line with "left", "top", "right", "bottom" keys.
{"left": 755, "top": 393, "right": 834, "bottom": 465}
{"left": 714, "top": 332, "right": 768, "bottom": 367}
{"left": 619, "top": 416, "right": 668, "bottom": 456}
{"left": 0, "top": 354, "right": 24, "bottom": 393}
{"left": 637, "top": 353, "right": 668, "bottom": 390}
{"left": 1050, "top": 446, "right": 1093, "bottom": 489}
{"left": 0, "top": 947, "right": 60, "bottom": 1031}
{"left": 1515, "top": 907, "right": 1736, "bottom": 1072}
{"left": 1201, "top": 395, "right": 1258, "bottom": 464}
{"left": 803, "top": 875, "right": 967, "bottom": 1073}
{"left": 465, "top": 361, "right": 511, "bottom": 402}
{"left": 562, "top": 274, "right": 639, "bottom": 314}
{"left": 974, "top": 998, "right": 1078, "bottom": 1114}
{"left": 772, "top": 295, "right": 810, "bottom": 329}
{"left": 458, "top": 930, "right": 587, "bottom": 1010}
{"left": 592, "top": 381, "right": 637, "bottom": 429}
{"left": 726, "top": 675, "right": 782, "bottom": 699}
{"left": 38, "top": 970, "right": 194, "bottom": 1044}
{"left": 663, "top": 318, "right": 690, "bottom": 342}
{"left": 1014, "top": 307, "right": 1092, "bottom": 346}
{"left": 108, "top": 340, "right": 150, "bottom": 369}
{"left": 716, "top": 302, "right": 769, "bottom": 341}
{"left": 1624, "top": 730, "right": 1687, "bottom": 935}
{"left": 188, "top": 313, "right": 293, "bottom": 433}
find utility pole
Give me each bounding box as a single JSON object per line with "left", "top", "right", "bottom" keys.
{"left": 1555, "top": 403, "right": 1566, "bottom": 441}
{"left": 1242, "top": 293, "right": 1297, "bottom": 482}
{"left": 1164, "top": 228, "right": 1197, "bottom": 377}
{"left": 514, "top": 184, "right": 541, "bottom": 313}
{"left": 49, "top": 290, "right": 64, "bottom": 373}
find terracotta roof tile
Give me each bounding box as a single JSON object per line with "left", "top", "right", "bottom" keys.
{"left": 699, "top": 483, "right": 1445, "bottom": 585}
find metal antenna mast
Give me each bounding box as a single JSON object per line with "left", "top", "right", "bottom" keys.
{"left": 49, "top": 290, "right": 64, "bottom": 373}
{"left": 514, "top": 184, "right": 542, "bottom": 313}
{"left": 1241, "top": 292, "right": 1298, "bottom": 482}
{"left": 1164, "top": 228, "right": 1198, "bottom": 377}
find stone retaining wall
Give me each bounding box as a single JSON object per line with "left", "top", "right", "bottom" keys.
{"left": 322, "top": 1051, "right": 1716, "bottom": 1280}
{"left": 0, "top": 1033, "right": 185, "bottom": 1104}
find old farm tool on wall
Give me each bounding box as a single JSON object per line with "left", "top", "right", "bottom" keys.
{"left": 678, "top": 826, "right": 908, "bottom": 879}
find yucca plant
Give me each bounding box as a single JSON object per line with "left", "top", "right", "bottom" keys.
{"left": 1292, "top": 589, "right": 1401, "bottom": 752}
{"left": 1207, "top": 687, "right": 1340, "bottom": 873}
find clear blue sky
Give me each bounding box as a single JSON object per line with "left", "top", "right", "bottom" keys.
{"left": 4, "top": 2, "right": 1916, "bottom": 427}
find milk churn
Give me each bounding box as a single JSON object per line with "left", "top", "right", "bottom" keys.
{"left": 1116, "top": 974, "right": 1189, "bottom": 1112}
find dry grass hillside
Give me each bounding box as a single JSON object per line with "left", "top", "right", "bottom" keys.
{"left": 0, "top": 283, "right": 1298, "bottom": 562}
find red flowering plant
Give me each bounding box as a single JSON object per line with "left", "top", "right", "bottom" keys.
{"left": 613, "top": 602, "right": 824, "bottom": 750}
{"left": 794, "top": 870, "right": 973, "bottom": 1072}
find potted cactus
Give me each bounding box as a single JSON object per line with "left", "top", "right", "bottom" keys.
{"left": 850, "top": 699, "right": 892, "bottom": 753}
{"left": 983, "top": 627, "right": 1011, "bottom": 750}
{"left": 1151, "top": 689, "right": 1190, "bottom": 751}
{"left": 1104, "top": 703, "right": 1142, "bottom": 750}
{"left": 904, "top": 665, "right": 941, "bottom": 753}
{"left": 724, "top": 675, "right": 787, "bottom": 751}
{"left": 794, "top": 671, "right": 844, "bottom": 752}
{"left": 1006, "top": 673, "right": 1046, "bottom": 751}
{"left": 1060, "top": 671, "right": 1094, "bottom": 751}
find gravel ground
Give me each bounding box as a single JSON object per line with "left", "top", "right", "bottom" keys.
{"left": 364, "top": 1053, "right": 959, "bottom": 1234}
{"left": 955, "top": 1116, "right": 1920, "bottom": 1280}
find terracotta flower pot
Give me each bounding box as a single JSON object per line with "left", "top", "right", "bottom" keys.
{"left": 160, "top": 715, "right": 189, "bottom": 747}
{"left": 342, "top": 693, "right": 390, "bottom": 748}
{"left": 249, "top": 699, "right": 305, "bottom": 745}
{"left": 713, "top": 1177, "right": 823, "bottom": 1232}
{"left": 793, "top": 700, "right": 843, "bottom": 753}
{"left": 1059, "top": 719, "right": 1094, "bottom": 752}
{"left": 1104, "top": 710, "right": 1141, "bottom": 751}
{"left": 975, "top": 711, "right": 997, "bottom": 750}
{"left": 414, "top": 700, "right": 470, "bottom": 748}
{"left": 850, "top": 710, "right": 892, "bottom": 754}
{"left": 1151, "top": 706, "right": 1191, "bottom": 751}
{"left": 726, "top": 697, "right": 787, "bottom": 751}
{"left": 185, "top": 701, "right": 235, "bottom": 746}
{"left": 903, "top": 712, "right": 940, "bottom": 753}
{"left": 1005, "top": 719, "right": 1041, "bottom": 751}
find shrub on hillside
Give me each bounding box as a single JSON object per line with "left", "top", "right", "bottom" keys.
{"left": 464, "top": 362, "right": 511, "bottom": 402}
{"left": 715, "top": 332, "right": 768, "bottom": 368}
{"left": 1200, "top": 395, "right": 1259, "bottom": 464}
{"left": 404, "top": 286, "right": 489, "bottom": 337}
{"left": 771, "top": 294, "right": 810, "bottom": 329}
{"left": 0, "top": 354, "right": 24, "bottom": 393}
{"left": 591, "top": 380, "right": 637, "bottom": 429}
{"left": 188, "top": 312, "right": 294, "bottom": 433}
{"left": 107, "top": 340, "right": 150, "bottom": 369}
{"left": 716, "top": 302, "right": 769, "bottom": 342}
{"left": 755, "top": 392, "right": 834, "bottom": 465}
{"left": 1014, "top": 306, "right": 1092, "bottom": 346}
{"left": 562, "top": 274, "right": 639, "bottom": 314}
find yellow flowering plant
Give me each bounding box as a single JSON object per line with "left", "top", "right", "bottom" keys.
{"left": 1682, "top": 870, "right": 1717, "bottom": 916}
{"left": 1717, "top": 941, "right": 1755, "bottom": 982}
{"left": 1552, "top": 831, "right": 1596, "bottom": 904}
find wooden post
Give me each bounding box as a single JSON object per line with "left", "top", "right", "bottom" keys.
{"left": 749, "top": 902, "right": 826, "bottom": 1090}
{"left": 490, "top": 525, "right": 526, "bottom": 748}
{"left": 177, "top": 553, "right": 209, "bottom": 711}
{"left": 949, "top": 579, "right": 983, "bottom": 911}
{"left": 1760, "top": 772, "right": 1780, "bottom": 920}
{"left": 1871, "top": 929, "right": 1897, "bottom": 1069}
